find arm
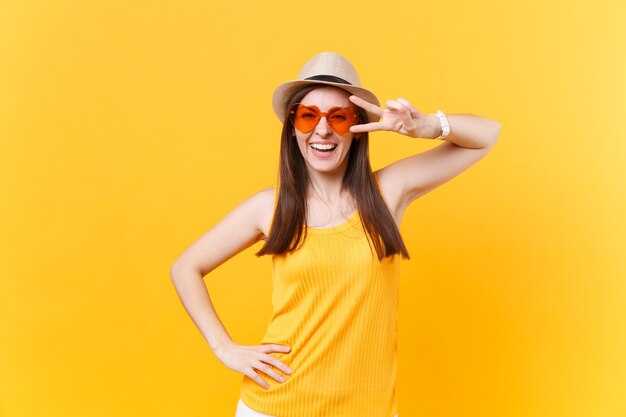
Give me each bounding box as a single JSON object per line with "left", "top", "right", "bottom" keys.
{"left": 169, "top": 186, "right": 272, "bottom": 351}
{"left": 379, "top": 113, "right": 501, "bottom": 210}
{"left": 348, "top": 95, "right": 501, "bottom": 212}
{"left": 421, "top": 113, "right": 501, "bottom": 149}
{"left": 169, "top": 186, "right": 293, "bottom": 389}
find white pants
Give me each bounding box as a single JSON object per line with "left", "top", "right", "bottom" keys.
{"left": 236, "top": 398, "right": 399, "bottom": 417}
{"left": 236, "top": 399, "right": 277, "bottom": 417}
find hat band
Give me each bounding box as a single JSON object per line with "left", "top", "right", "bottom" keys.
{"left": 304, "top": 75, "right": 352, "bottom": 85}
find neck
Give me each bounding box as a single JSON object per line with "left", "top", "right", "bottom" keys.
{"left": 306, "top": 168, "right": 348, "bottom": 204}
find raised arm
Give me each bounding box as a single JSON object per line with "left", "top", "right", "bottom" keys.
{"left": 377, "top": 113, "right": 500, "bottom": 213}
{"left": 349, "top": 95, "right": 500, "bottom": 216}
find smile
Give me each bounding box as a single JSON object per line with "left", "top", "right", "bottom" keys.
{"left": 309, "top": 143, "right": 338, "bottom": 158}
{"left": 310, "top": 143, "right": 337, "bottom": 152}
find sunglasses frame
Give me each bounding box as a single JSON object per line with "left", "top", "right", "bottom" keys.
{"left": 288, "top": 103, "right": 359, "bottom": 135}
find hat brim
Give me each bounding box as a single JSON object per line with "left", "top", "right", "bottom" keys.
{"left": 272, "top": 80, "right": 381, "bottom": 125}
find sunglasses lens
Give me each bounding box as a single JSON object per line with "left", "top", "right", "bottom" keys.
{"left": 290, "top": 105, "right": 318, "bottom": 133}
{"left": 327, "top": 107, "right": 357, "bottom": 134}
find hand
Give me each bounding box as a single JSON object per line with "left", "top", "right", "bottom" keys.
{"left": 213, "top": 341, "right": 293, "bottom": 390}
{"left": 348, "top": 95, "right": 432, "bottom": 138}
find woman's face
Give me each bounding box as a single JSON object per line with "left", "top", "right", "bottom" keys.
{"left": 292, "top": 86, "right": 358, "bottom": 175}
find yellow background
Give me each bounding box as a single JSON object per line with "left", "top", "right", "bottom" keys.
{"left": 1, "top": 1, "right": 625, "bottom": 416}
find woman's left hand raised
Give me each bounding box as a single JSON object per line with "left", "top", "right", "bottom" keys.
{"left": 348, "top": 95, "right": 431, "bottom": 139}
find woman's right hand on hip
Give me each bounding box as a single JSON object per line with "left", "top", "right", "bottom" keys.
{"left": 213, "top": 341, "right": 293, "bottom": 389}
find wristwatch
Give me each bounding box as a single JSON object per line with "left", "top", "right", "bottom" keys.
{"left": 430, "top": 110, "right": 450, "bottom": 140}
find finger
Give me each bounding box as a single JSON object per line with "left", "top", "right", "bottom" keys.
{"left": 259, "top": 344, "right": 289, "bottom": 353}
{"left": 257, "top": 362, "right": 287, "bottom": 383}
{"left": 263, "top": 354, "right": 293, "bottom": 375}
{"left": 349, "top": 121, "right": 384, "bottom": 133}
{"left": 386, "top": 99, "right": 412, "bottom": 115}
{"left": 396, "top": 97, "right": 416, "bottom": 112}
{"left": 273, "top": 344, "right": 291, "bottom": 352}
{"left": 244, "top": 368, "right": 270, "bottom": 390}
{"left": 397, "top": 97, "right": 423, "bottom": 117}
{"left": 389, "top": 101, "right": 418, "bottom": 134}
{"left": 349, "top": 95, "right": 383, "bottom": 116}
{"left": 397, "top": 107, "right": 418, "bottom": 132}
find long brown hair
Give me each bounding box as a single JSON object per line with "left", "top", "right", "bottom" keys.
{"left": 255, "top": 84, "right": 410, "bottom": 261}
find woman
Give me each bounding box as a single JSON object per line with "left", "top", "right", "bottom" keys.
{"left": 170, "top": 52, "right": 501, "bottom": 417}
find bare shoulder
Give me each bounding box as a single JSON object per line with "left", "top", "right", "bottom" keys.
{"left": 171, "top": 185, "right": 275, "bottom": 277}
{"left": 223, "top": 185, "right": 275, "bottom": 236}
{"left": 237, "top": 185, "right": 275, "bottom": 240}
{"left": 255, "top": 186, "right": 276, "bottom": 240}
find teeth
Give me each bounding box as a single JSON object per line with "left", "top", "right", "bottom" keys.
{"left": 310, "top": 143, "right": 337, "bottom": 150}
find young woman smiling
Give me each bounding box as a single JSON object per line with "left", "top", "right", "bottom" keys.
{"left": 170, "top": 52, "right": 501, "bottom": 417}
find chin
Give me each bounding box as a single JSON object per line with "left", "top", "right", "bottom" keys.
{"left": 306, "top": 158, "right": 348, "bottom": 173}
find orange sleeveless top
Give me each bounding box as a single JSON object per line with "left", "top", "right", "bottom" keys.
{"left": 239, "top": 177, "right": 402, "bottom": 417}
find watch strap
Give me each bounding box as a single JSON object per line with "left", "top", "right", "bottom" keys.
{"left": 430, "top": 110, "right": 450, "bottom": 140}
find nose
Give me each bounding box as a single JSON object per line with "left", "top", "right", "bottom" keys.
{"left": 314, "top": 116, "right": 332, "bottom": 137}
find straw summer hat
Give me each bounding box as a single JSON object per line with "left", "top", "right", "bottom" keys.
{"left": 272, "top": 52, "right": 381, "bottom": 124}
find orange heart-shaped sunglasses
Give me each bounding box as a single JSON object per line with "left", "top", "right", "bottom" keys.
{"left": 289, "top": 103, "right": 359, "bottom": 135}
